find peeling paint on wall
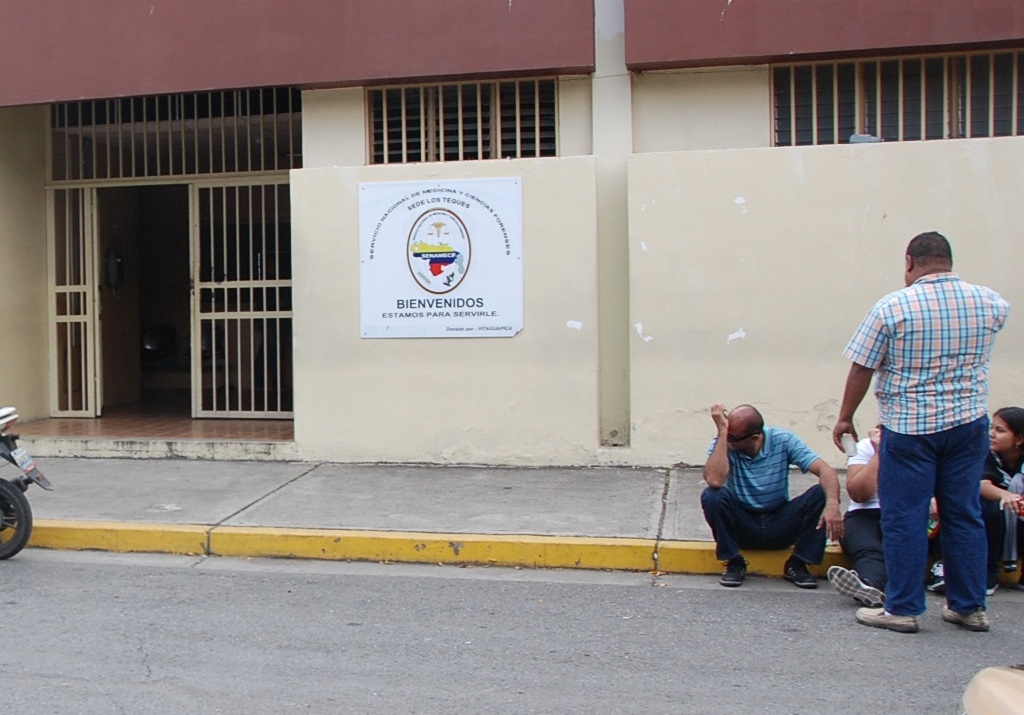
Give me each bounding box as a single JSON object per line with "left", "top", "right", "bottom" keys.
{"left": 734, "top": 196, "right": 748, "bottom": 215}
{"left": 726, "top": 328, "right": 746, "bottom": 344}
{"left": 634, "top": 322, "right": 653, "bottom": 342}
{"left": 566, "top": 320, "right": 583, "bottom": 330}
{"left": 814, "top": 399, "right": 841, "bottom": 433}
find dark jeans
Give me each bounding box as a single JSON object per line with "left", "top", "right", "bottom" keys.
{"left": 934, "top": 498, "right": 1021, "bottom": 586}
{"left": 700, "top": 484, "right": 827, "bottom": 564}
{"left": 980, "top": 497, "right": 1024, "bottom": 579}
{"left": 878, "top": 418, "right": 989, "bottom": 617}
{"left": 840, "top": 508, "right": 886, "bottom": 591}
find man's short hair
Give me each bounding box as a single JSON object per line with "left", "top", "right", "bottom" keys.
{"left": 732, "top": 404, "right": 764, "bottom": 432}
{"left": 906, "top": 231, "right": 953, "bottom": 264}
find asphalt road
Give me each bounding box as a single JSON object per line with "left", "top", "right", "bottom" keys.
{"left": 2, "top": 550, "right": 1021, "bottom": 714}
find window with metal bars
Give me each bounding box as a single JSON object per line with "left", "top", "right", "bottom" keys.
{"left": 369, "top": 79, "right": 557, "bottom": 163}
{"left": 50, "top": 87, "right": 302, "bottom": 181}
{"left": 773, "top": 50, "right": 1024, "bottom": 146}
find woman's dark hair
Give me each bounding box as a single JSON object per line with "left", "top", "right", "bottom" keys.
{"left": 993, "top": 406, "right": 1024, "bottom": 438}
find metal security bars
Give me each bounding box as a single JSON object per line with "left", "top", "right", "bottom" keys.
{"left": 369, "top": 79, "right": 557, "bottom": 163}
{"left": 194, "top": 183, "right": 293, "bottom": 418}
{"left": 50, "top": 88, "right": 302, "bottom": 181}
{"left": 773, "top": 50, "right": 1024, "bottom": 146}
{"left": 49, "top": 189, "right": 96, "bottom": 415}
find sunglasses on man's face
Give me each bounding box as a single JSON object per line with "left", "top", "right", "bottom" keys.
{"left": 727, "top": 430, "right": 762, "bottom": 444}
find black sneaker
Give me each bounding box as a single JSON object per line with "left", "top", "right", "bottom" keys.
{"left": 925, "top": 561, "right": 945, "bottom": 594}
{"left": 783, "top": 557, "right": 817, "bottom": 589}
{"left": 719, "top": 557, "right": 747, "bottom": 587}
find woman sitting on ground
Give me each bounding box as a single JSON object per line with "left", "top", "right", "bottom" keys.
{"left": 927, "top": 407, "right": 1024, "bottom": 595}
{"left": 980, "top": 406, "right": 1024, "bottom": 592}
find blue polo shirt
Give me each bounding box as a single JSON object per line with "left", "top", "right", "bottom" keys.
{"left": 706, "top": 426, "right": 820, "bottom": 511}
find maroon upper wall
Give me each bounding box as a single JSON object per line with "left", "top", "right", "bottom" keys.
{"left": 626, "top": 0, "right": 1024, "bottom": 70}
{"left": 0, "top": 0, "right": 594, "bottom": 107}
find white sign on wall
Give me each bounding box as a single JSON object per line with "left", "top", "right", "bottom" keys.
{"left": 359, "top": 178, "right": 523, "bottom": 338}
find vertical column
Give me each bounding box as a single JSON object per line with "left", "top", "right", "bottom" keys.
{"left": 593, "top": 0, "right": 631, "bottom": 446}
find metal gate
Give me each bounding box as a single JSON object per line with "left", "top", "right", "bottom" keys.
{"left": 192, "top": 182, "right": 293, "bottom": 418}
{"left": 47, "top": 188, "right": 101, "bottom": 416}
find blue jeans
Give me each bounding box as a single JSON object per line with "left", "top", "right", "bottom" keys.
{"left": 700, "top": 484, "right": 827, "bottom": 564}
{"left": 878, "top": 417, "right": 988, "bottom": 616}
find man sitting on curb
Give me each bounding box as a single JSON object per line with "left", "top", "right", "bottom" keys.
{"left": 701, "top": 403, "right": 844, "bottom": 588}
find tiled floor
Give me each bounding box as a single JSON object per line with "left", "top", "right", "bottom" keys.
{"left": 15, "top": 400, "right": 294, "bottom": 442}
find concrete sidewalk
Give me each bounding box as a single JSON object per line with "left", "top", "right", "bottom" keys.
{"left": 21, "top": 457, "right": 848, "bottom": 577}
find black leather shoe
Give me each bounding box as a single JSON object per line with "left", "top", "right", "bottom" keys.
{"left": 720, "top": 557, "right": 747, "bottom": 587}
{"left": 783, "top": 557, "right": 817, "bottom": 589}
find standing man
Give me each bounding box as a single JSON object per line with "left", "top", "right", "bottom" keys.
{"left": 702, "top": 403, "right": 844, "bottom": 588}
{"left": 833, "top": 231, "right": 1009, "bottom": 633}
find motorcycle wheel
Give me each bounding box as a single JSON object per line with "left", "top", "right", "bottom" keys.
{"left": 0, "top": 478, "right": 32, "bottom": 559}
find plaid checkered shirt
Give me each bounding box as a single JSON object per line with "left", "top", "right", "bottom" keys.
{"left": 844, "top": 272, "right": 1009, "bottom": 435}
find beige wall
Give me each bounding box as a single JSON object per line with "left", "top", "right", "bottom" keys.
{"left": 301, "top": 88, "right": 366, "bottom": 169}
{"left": 290, "top": 157, "right": 600, "bottom": 465}
{"left": 0, "top": 106, "right": 47, "bottom": 418}
{"left": 632, "top": 67, "right": 770, "bottom": 153}
{"left": 628, "top": 137, "right": 1024, "bottom": 468}
{"left": 557, "top": 77, "right": 593, "bottom": 157}
{"left": 294, "top": 75, "right": 1024, "bottom": 469}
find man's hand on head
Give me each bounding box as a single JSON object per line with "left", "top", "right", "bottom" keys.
{"left": 703, "top": 403, "right": 732, "bottom": 488}
{"left": 711, "top": 403, "right": 729, "bottom": 433}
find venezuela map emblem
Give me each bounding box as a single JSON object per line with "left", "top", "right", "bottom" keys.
{"left": 407, "top": 208, "right": 471, "bottom": 294}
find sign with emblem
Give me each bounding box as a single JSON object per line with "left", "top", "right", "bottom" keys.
{"left": 359, "top": 178, "right": 523, "bottom": 338}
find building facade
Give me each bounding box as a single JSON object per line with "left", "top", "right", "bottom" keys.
{"left": 1, "top": 0, "right": 1022, "bottom": 467}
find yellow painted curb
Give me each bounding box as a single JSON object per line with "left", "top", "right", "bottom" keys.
{"left": 656, "top": 541, "right": 851, "bottom": 576}
{"left": 29, "top": 520, "right": 867, "bottom": 579}
{"left": 31, "top": 519, "right": 209, "bottom": 556}
{"left": 210, "top": 526, "right": 658, "bottom": 571}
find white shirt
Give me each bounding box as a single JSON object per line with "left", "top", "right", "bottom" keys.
{"left": 846, "top": 438, "right": 880, "bottom": 511}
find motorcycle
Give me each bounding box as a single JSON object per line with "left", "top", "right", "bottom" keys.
{"left": 0, "top": 406, "right": 53, "bottom": 559}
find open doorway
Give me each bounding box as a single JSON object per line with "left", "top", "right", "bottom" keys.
{"left": 47, "top": 89, "right": 299, "bottom": 425}
{"left": 93, "top": 182, "right": 294, "bottom": 420}
{"left": 97, "top": 185, "right": 191, "bottom": 415}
